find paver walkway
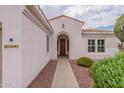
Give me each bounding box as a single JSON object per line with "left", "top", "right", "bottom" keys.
{"left": 51, "top": 57, "right": 79, "bottom": 88}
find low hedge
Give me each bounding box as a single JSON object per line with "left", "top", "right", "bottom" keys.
{"left": 77, "top": 57, "right": 94, "bottom": 67}
{"left": 92, "top": 52, "right": 124, "bottom": 88}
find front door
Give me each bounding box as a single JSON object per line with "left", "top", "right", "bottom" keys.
{"left": 60, "top": 39, "right": 66, "bottom": 56}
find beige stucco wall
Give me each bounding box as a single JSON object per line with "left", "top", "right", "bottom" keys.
{"left": 22, "top": 12, "right": 52, "bottom": 87}
{"left": 82, "top": 34, "right": 119, "bottom": 59}
{"left": 0, "top": 5, "right": 53, "bottom": 88}
{"left": 0, "top": 5, "right": 24, "bottom": 87}
{"left": 49, "top": 16, "right": 85, "bottom": 60}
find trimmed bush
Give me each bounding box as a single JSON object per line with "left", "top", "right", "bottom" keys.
{"left": 92, "top": 52, "right": 124, "bottom": 88}
{"left": 77, "top": 57, "right": 94, "bottom": 67}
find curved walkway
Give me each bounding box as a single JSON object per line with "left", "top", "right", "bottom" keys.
{"left": 51, "top": 57, "right": 79, "bottom": 88}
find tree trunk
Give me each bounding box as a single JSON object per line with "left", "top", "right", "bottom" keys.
{"left": 121, "top": 42, "right": 124, "bottom": 52}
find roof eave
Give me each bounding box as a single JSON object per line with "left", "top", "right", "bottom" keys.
{"left": 26, "top": 5, "right": 54, "bottom": 35}
{"left": 48, "top": 15, "right": 85, "bottom": 24}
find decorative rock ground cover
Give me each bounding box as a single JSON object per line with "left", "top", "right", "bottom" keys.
{"left": 69, "top": 60, "right": 93, "bottom": 88}
{"left": 28, "top": 60, "right": 57, "bottom": 88}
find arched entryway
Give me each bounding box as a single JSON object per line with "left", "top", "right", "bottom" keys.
{"left": 57, "top": 33, "right": 69, "bottom": 57}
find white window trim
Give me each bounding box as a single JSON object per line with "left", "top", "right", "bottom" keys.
{"left": 97, "top": 39, "right": 105, "bottom": 53}
{"left": 88, "top": 39, "right": 96, "bottom": 53}
{"left": 87, "top": 38, "right": 106, "bottom": 53}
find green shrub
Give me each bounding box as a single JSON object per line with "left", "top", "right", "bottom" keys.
{"left": 92, "top": 52, "right": 124, "bottom": 88}
{"left": 77, "top": 57, "right": 94, "bottom": 67}
{"left": 114, "top": 52, "right": 124, "bottom": 61}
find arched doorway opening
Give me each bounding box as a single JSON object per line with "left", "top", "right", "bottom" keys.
{"left": 57, "top": 34, "right": 69, "bottom": 57}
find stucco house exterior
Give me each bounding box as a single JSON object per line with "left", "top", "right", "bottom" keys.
{"left": 0, "top": 5, "right": 119, "bottom": 88}
{"left": 0, "top": 5, "right": 54, "bottom": 88}
{"left": 49, "top": 15, "right": 119, "bottom": 60}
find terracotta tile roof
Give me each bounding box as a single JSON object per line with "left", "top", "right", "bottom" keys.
{"left": 82, "top": 29, "right": 113, "bottom": 32}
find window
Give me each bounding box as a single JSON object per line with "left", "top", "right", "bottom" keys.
{"left": 88, "top": 39, "right": 95, "bottom": 52}
{"left": 67, "top": 40, "right": 69, "bottom": 51}
{"left": 62, "top": 24, "right": 65, "bottom": 28}
{"left": 97, "top": 39, "right": 105, "bottom": 52}
{"left": 46, "top": 35, "right": 49, "bottom": 52}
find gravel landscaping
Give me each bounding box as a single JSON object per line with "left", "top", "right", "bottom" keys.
{"left": 28, "top": 60, "right": 57, "bottom": 88}
{"left": 69, "top": 60, "right": 93, "bottom": 88}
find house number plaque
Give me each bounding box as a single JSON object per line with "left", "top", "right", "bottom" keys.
{"left": 4, "top": 44, "right": 19, "bottom": 48}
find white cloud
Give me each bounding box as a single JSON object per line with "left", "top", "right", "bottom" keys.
{"left": 40, "top": 5, "right": 68, "bottom": 18}
{"left": 41, "top": 5, "right": 124, "bottom": 29}
{"left": 63, "top": 5, "right": 124, "bottom": 29}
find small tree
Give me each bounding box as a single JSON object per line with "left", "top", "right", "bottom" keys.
{"left": 114, "top": 14, "right": 124, "bottom": 51}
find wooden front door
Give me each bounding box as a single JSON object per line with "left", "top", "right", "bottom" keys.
{"left": 60, "top": 39, "right": 66, "bottom": 56}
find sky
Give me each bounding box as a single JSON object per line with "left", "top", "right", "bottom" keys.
{"left": 40, "top": 5, "right": 124, "bottom": 30}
